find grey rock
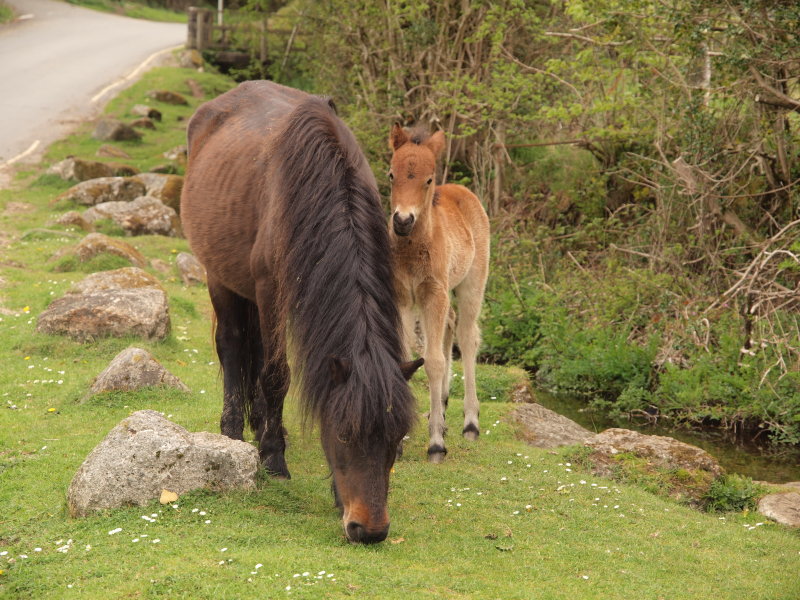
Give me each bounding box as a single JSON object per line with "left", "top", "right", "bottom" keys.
{"left": 36, "top": 287, "right": 169, "bottom": 341}
{"left": 90, "top": 348, "right": 188, "bottom": 395}
{"left": 66, "top": 232, "right": 147, "bottom": 268}
{"left": 93, "top": 118, "right": 142, "bottom": 142}
{"left": 67, "top": 410, "right": 258, "bottom": 517}
{"left": 586, "top": 428, "right": 723, "bottom": 477}
{"left": 176, "top": 252, "right": 206, "bottom": 285}
{"left": 131, "top": 117, "right": 156, "bottom": 130}
{"left": 47, "top": 157, "right": 115, "bottom": 182}
{"left": 757, "top": 489, "right": 800, "bottom": 527}
{"left": 147, "top": 89, "right": 188, "bottom": 105}
{"left": 84, "top": 196, "right": 181, "bottom": 237}
{"left": 96, "top": 145, "right": 132, "bottom": 159}
{"left": 131, "top": 104, "right": 162, "bottom": 121}
{"left": 68, "top": 267, "right": 163, "bottom": 295}
{"left": 511, "top": 402, "right": 594, "bottom": 448}
{"left": 56, "top": 176, "right": 147, "bottom": 206}
{"left": 133, "top": 173, "right": 184, "bottom": 213}
{"left": 53, "top": 211, "right": 94, "bottom": 232}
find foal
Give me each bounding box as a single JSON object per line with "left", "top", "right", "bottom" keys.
{"left": 388, "top": 124, "right": 490, "bottom": 463}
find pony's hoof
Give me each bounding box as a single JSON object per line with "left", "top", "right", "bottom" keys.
{"left": 462, "top": 423, "right": 480, "bottom": 441}
{"left": 427, "top": 444, "right": 447, "bottom": 464}
{"left": 262, "top": 455, "right": 291, "bottom": 480}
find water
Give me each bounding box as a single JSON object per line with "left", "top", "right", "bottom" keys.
{"left": 534, "top": 390, "right": 800, "bottom": 484}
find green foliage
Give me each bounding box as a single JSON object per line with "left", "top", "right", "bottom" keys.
{"left": 702, "top": 475, "right": 767, "bottom": 513}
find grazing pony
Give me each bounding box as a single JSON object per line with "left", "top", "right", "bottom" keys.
{"left": 387, "top": 124, "right": 490, "bottom": 463}
{"left": 180, "top": 81, "right": 423, "bottom": 544}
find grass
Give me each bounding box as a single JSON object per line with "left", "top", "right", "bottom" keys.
{"left": 0, "top": 1, "right": 13, "bottom": 24}
{"left": 1, "top": 64, "right": 800, "bottom": 600}
{"left": 64, "top": 0, "right": 187, "bottom": 22}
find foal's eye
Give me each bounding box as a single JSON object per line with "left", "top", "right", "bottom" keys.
{"left": 426, "top": 177, "right": 433, "bottom": 185}
{"left": 388, "top": 172, "right": 394, "bottom": 181}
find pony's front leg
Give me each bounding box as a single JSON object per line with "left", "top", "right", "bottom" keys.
{"left": 421, "top": 285, "right": 450, "bottom": 463}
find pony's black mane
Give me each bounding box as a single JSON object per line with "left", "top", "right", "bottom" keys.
{"left": 269, "top": 98, "right": 416, "bottom": 444}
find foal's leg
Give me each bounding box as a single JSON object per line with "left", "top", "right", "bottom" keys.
{"left": 255, "top": 281, "right": 291, "bottom": 479}
{"left": 208, "top": 280, "right": 252, "bottom": 441}
{"left": 455, "top": 271, "right": 487, "bottom": 441}
{"left": 442, "top": 306, "right": 456, "bottom": 414}
{"left": 420, "top": 284, "right": 450, "bottom": 463}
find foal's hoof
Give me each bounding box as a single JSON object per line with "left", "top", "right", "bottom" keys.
{"left": 462, "top": 423, "right": 480, "bottom": 441}
{"left": 427, "top": 445, "right": 447, "bottom": 464}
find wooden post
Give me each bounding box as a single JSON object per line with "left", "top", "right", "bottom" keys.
{"left": 187, "top": 7, "right": 198, "bottom": 50}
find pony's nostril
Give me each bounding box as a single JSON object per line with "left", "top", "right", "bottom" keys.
{"left": 393, "top": 213, "right": 415, "bottom": 235}
{"left": 345, "top": 521, "right": 389, "bottom": 544}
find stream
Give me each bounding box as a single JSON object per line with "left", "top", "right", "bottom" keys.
{"left": 534, "top": 390, "right": 800, "bottom": 484}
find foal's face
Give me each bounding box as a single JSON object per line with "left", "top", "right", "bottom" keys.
{"left": 388, "top": 125, "right": 446, "bottom": 236}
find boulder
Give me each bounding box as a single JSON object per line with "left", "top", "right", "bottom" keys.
{"left": 757, "top": 488, "right": 800, "bottom": 527}
{"left": 179, "top": 50, "right": 203, "bottom": 70}
{"left": 131, "top": 117, "right": 156, "bottom": 130}
{"left": 585, "top": 428, "right": 723, "bottom": 504}
{"left": 67, "top": 410, "right": 258, "bottom": 517}
{"left": 56, "top": 176, "right": 147, "bottom": 206}
{"left": 67, "top": 266, "right": 162, "bottom": 295}
{"left": 90, "top": 348, "right": 188, "bottom": 395}
{"left": 133, "top": 173, "right": 184, "bottom": 213}
{"left": 96, "top": 145, "right": 132, "bottom": 159}
{"left": 36, "top": 287, "right": 170, "bottom": 341}
{"left": 69, "top": 232, "right": 147, "bottom": 267}
{"left": 93, "top": 118, "right": 142, "bottom": 142}
{"left": 147, "top": 89, "right": 188, "bottom": 105}
{"left": 47, "top": 157, "right": 115, "bottom": 182}
{"left": 53, "top": 211, "right": 94, "bottom": 232}
{"left": 512, "top": 403, "right": 594, "bottom": 448}
{"left": 84, "top": 196, "right": 181, "bottom": 237}
{"left": 131, "top": 104, "right": 162, "bottom": 121}
{"left": 176, "top": 252, "right": 206, "bottom": 286}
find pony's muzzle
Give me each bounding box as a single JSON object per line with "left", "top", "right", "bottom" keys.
{"left": 345, "top": 520, "right": 389, "bottom": 544}
{"left": 393, "top": 212, "right": 415, "bottom": 236}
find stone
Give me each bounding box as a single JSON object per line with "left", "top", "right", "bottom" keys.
{"left": 133, "top": 173, "right": 184, "bottom": 213}
{"left": 179, "top": 50, "right": 203, "bottom": 70}
{"left": 512, "top": 403, "right": 595, "bottom": 448}
{"left": 131, "top": 104, "right": 162, "bottom": 121}
{"left": 757, "top": 488, "right": 800, "bottom": 527}
{"left": 147, "top": 89, "right": 188, "bottom": 105}
{"left": 69, "top": 232, "right": 147, "bottom": 267}
{"left": 67, "top": 410, "right": 258, "bottom": 517}
{"left": 176, "top": 252, "right": 206, "bottom": 285}
{"left": 107, "top": 163, "right": 140, "bottom": 177}
{"left": 93, "top": 118, "right": 142, "bottom": 142}
{"left": 163, "top": 145, "right": 187, "bottom": 166}
{"left": 131, "top": 117, "right": 156, "bottom": 130}
{"left": 149, "top": 164, "right": 180, "bottom": 175}
{"left": 586, "top": 428, "right": 723, "bottom": 477}
{"left": 96, "top": 145, "right": 132, "bottom": 159}
{"left": 84, "top": 196, "right": 181, "bottom": 237}
{"left": 55, "top": 176, "right": 147, "bottom": 206}
{"left": 90, "top": 347, "right": 188, "bottom": 395}
{"left": 52, "top": 211, "right": 94, "bottom": 232}
{"left": 67, "top": 266, "right": 163, "bottom": 295}
{"left": 36, "top": 287, "right": 170, "bottom": 341}
{"left": 47, "top": 157, "right": 115, "bottom": 182}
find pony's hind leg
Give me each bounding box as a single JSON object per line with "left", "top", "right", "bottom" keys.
{"left": 208, "top": 281, "right": 256, "bottom": 441}
{"left": 442, "top": 306, "right": 456, "bottom": 415}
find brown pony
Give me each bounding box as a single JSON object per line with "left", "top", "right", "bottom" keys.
{"left": 388, "top": 124, "right": 490, "bottom": 463}
{"left": 180, "top": 81, "right": 423, "bottom": 544}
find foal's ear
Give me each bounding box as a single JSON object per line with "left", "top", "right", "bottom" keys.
{"left": 329, "top": 356, "right": 352, "bottom": 386}
{"left": 399, "top": 357, "right": 425, "bottom": 381}
{"left": 425, "top": 130, "right": 446, "bottom": 158}
{"left": 390, "top": 123, "right": 409, "bottom": 151}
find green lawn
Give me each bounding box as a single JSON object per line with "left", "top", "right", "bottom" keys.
{"left": 1, "top": 64, "right": 798, "bottom": 600}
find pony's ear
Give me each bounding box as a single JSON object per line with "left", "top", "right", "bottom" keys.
{"left": 390, "top": 123, "right": 409, "bottom": 151}
{"left": 329, "top": 356, "right": 352, "bottom": 386}
{"left": 399, "top": 357, "right": 425, "bottom": 381}
{"left": 425, "top": 130, "right": 446, "bottom": 158}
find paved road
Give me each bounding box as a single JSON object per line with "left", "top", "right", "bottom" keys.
{"left": 0, "top": 0, "right": 185, "bottom": 170}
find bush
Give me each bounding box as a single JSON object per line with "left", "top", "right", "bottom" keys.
{"left": 702, "top": 475, "right": 767, "bottom": 513}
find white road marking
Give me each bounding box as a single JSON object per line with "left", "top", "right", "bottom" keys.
{"left": 91, "top": 44, "right": 183, "bottom": 104}
{"left": 3, "top": 140, "right": 41, "bottom": 167}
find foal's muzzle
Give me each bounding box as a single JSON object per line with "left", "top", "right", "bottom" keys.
{"left": 393, "top": 213, "right": 415, "bottom": 236}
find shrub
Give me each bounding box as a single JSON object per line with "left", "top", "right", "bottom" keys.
{"left": 702, "top": 475, "right": 767, "bottom": 513}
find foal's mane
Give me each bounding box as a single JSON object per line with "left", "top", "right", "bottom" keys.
{"left": 269, "top": 98, "right": 416, "bottom": 443}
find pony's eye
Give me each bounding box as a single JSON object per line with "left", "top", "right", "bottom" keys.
{"left": 388, "top": 172, "right": 394, "bottom": 181}
{"left": 426, "top": 177, "right": 433, "bottom": 185}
